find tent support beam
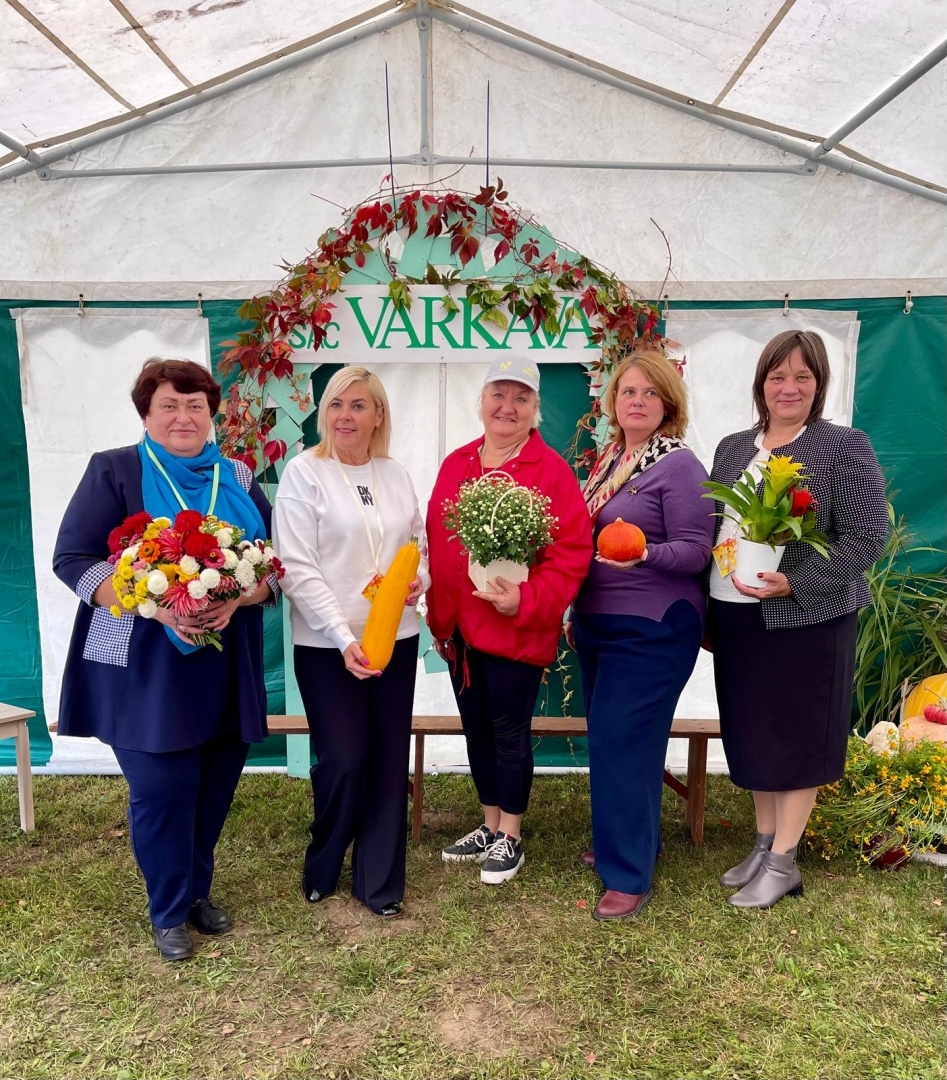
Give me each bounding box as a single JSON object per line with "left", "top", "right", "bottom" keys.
{"left": 417, "top": 0, "right": 432, "bottom": 159}
{"left": 814, "top": 37, "right": 947, "bottom": 157}
{"left": 0, "top": 7, "right": 416, "bottom": 183}
{"left": 0, "top": 130, "right": 39, "bottom": 163}
{"left": 41, "top": 157, "right": 811, "bottom": 179}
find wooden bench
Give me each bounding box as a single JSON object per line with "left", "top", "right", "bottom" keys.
{"left": 0, "top": 703, "right": 36, "bottom": 832}
{"left": 268, "top": 714, "right": 721, "bottom": 846}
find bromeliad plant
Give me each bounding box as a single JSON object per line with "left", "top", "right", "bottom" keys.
{"left": 702, "top": 455, "right": 831, "bottom": 554}
{"left": 443, "top": 474, "right": 556, "bottom": 569}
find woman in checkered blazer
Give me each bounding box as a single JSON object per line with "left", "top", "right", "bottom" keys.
{"left": 707, "top": 330, "right": 888, "bottom": 909}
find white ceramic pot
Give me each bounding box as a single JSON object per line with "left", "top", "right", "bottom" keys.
{"left": 734, "top": 538, "right": 785, "bottom": 588}
{"left": 468, "top": 556, "right": 530, "bottom": 593}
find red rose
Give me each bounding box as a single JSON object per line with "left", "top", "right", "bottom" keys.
{"left": 790, "top": 488, "right": 817, "bottom": 517}
{"left": 107, "top": 511, "right": 154, "bottom": 553}
{"left": 174, "top": 510, "right": 204, "bottom": 534}
{"left": 183, "top": 531, "right": 218, "bottom": 558}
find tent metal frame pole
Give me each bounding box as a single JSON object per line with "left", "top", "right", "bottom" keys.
{"left": 0, "top": 7, "right": 416, "bottom": 183}
{"left": 42, "top": 156, "right": 809, "bottom": 180}
{"left": 814, "top": 37, "right": 947, "bottom": 158}
{"left": 815, "top": 150, "right": 947, "bottom": 208}
{"left": 417, "top": 0, "right": 432, "bottom": 159}
{"left": 0, "top": 129, "right": 38, "bottom": 162}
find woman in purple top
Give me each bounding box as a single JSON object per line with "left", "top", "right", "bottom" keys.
{"left": 565, "top": 352, "right": 714, "bottom": 920}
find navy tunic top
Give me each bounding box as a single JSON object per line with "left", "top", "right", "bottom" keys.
{"left": 53, "top": 445, "right": 273, "bottom": 753}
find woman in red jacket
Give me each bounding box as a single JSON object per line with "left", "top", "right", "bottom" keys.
{"left": 426, "top": 356, "right": 592, "bottom": 884}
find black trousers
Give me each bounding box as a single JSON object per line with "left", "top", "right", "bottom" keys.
{"left": 448, "top": 631, "right": 545, "bottom": 816}
{"left": 294, "top": 635, "right": 417, "bottom": 911}
{"left": 113, "top": 736, "right": 249, "bottom": 928}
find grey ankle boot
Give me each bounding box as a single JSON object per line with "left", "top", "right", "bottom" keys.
{"left": 719, "top": 832, "right": 775, "bottom": 888}
{"left": 728, "top": 849, "right": 803, "bottom": 909}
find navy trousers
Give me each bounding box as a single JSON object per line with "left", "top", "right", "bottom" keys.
{"left": 573, "top": 600, "right": 701, "bottom": 895}
{"left": 113, "top": 736, "right": 249, "bottom": 928}
{"left": 294, "top": 635, "right": 417, "bottom": 912}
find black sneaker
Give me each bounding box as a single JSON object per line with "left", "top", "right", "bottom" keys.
{"left": 480, "top": 831, "right": 525, "bottom": 884}
{"left": 442, "top": 823, "right": 496, "bottom": 863}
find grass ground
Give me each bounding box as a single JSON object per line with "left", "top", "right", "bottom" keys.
{"left": 0, "top": 771, "right": 943, "bottom": 1080}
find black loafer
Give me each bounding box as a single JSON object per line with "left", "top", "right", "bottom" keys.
{"left": 153, "top": 923, "right": 193, "bottom": 961}
{"left": 301, "top": 878, "right": 328, "bottom": 904}
{"left": 371, "top": 902, "right": 404, "bottom": 919}
{"left": 188, "top": 898, "right": 233, "bottom": 935}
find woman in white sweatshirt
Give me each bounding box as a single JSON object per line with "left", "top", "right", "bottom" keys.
{"left": 272, "top": 367, "right": 429, "bottom": 918}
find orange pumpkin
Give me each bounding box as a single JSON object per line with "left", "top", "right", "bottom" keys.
{"left": 597, "top": 518, "right": 646, "bottom": 561}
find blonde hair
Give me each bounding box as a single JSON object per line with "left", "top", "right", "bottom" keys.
{"left": 313, "top": 366, "right": 391, "bottom": 459}
{"left": 601, "top": 352, "right": 688, "bottom": 442}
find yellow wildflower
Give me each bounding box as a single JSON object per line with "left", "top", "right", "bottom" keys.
{"left": 154, "top": 517, "right": 171, "bottom": 528}
{"left": 121, "top": 595, "right": 137, "bottom": 611}
{"left": 118, "top": 564, "right": 135, "bottom": 581}
{"left": 109, "top": 605, "right": 122, "bottom": 618}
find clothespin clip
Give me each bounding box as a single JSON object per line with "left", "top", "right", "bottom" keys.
{"left": 662, "top": 294, "right": 669, "bottom": 319}
{"left": 783, "top": 293, "right": 790, "bottom": 316}
{"left": 78, "top": 293, "right": 85, "bottom": 316}
{"left": 904, "top": 290, "right": 913, "bottom": 315}
{"left": 197, "top": 292, "right": 204, "bottom": 317}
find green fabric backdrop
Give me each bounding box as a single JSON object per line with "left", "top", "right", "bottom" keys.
{"left": 1, "top": 295, "right": 944, "bottom": 768}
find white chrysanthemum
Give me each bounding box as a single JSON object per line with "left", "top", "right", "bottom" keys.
{"left": 147, "top": 572, "right": 169, "bottom": 596}
{"left": 215, "top": 528, "right": 234, "bottom": 548}
{"left": 123, "top": 544, "right": 141, "bottom": 561}
{"left": 187, "top": 579, "right": 208, "bottom": 600}
{"left": 179, "top": 555, "right": 200, "bottom": 576}
{"left": 263, "top": 546, "right": 275, "bottom": 560}
{"left": 241, "top": 546, "right": 263, "bottom": 566}
{"left": 223, "top": 548, "right": 239, "bottom": 570}
{"left": 133, "top": 569, "right": 149, "bottom": 582}
{"left": 137, "top": 599, "right": 158, "bottom": 618}
{"left": 235, "top": 561, "right": 257, "bottom": 589}
{"left": 199, "top": 568, "right": 221, "bottom": 589}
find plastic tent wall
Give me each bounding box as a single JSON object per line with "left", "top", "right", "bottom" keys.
{"left": 1, "top": 2, "right": 945, "bottom": 772}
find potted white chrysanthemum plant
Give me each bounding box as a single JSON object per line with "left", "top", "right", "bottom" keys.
{"left": 443, "top": 473, "right": 557, "bottom": 592}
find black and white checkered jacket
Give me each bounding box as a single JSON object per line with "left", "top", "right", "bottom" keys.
{"left": 709, "top": 419, "right": 889, "bottom": 629}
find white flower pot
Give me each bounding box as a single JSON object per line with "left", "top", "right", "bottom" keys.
{"left": 735, "top": 538, "right": 785, "bottom": 588}
{"left": 468, "top": 556, "right": 530, "bottom": 593}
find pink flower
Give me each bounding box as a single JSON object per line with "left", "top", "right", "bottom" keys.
{"left": 203, "top": 548, "right": 227, "bottom": 569}
{"left": 156, "top": 528, "right": 185, "bottom": 563}
{"left": 162, "top": 581, "right": 206, "bottom": 619}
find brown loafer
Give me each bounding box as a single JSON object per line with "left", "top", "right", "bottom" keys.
{"left": 592, "top": 888, "right": 654, "bottom": 921}
{"left": 579, "top": 850, "right": 596, "bottom": 868}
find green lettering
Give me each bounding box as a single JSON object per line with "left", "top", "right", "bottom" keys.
{"left": 322, "top": 321, "right": 339, "bottom": 350}
{"left": 556, "top": 300, "right": 598, "bottom": 349}
{"left": 499, "top": 314, "right": 545, "bottom": 350}
{"left": 287, "top": 325, "right": 309, "bottom": 350}
{"left": 462, "top": 298, "right": 505, "bottom": 349}
{"left": 345, "top": 296, "right": 392, "bottom": 347}
{"left": 378, "top": 303, "right": 423, "bottom": 349}
{"left": 422, "top": 296, "right": 462, "bottom": 349}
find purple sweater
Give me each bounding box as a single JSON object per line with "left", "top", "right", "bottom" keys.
{"left": 572, "top": 448, "right": 714, "bottom": 627}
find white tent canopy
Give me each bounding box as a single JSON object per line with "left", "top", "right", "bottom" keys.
{"left": 2, "top": 0, "right": 947, "bottom": 299}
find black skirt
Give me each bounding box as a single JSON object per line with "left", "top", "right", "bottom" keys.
{"left": 708, "top": 598, "right": 858, "bottom": 791}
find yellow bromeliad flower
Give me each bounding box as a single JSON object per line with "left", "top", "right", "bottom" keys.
{"left": 759, "top": 455, "right": 808, "bottom": 504}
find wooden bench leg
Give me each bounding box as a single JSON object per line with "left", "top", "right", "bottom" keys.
{"left": 686, "top": 735, "right": 708, "bottom": 846}
{"left": 15, "top": 721, "right": 34, "bottom": 832}
{"left": 411, "top": 733, "right": 425, "bottom": 844}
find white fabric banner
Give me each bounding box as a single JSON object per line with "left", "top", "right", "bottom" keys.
{"left": 17, "top": 309, "right": 210, "bottom": 772}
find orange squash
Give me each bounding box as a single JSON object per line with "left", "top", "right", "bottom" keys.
{"left": 597, "top": 518, "right": 646, "bottom": 561}
{"left": 903, "top": 674, "right": 947, "bottom": 722}
{"left": 361, "top": 538, "right": 421, "bottom": 670}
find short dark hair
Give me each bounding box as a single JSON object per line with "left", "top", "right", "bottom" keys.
{"left": 131, "top": 358, "right": 221, "bottom": 419}
{"left": 752, "top": 330, "right": 830, "bottom": 432}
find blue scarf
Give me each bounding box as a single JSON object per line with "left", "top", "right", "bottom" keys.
{"left": 138, "top": 433, "right": 267, "bottom": 654}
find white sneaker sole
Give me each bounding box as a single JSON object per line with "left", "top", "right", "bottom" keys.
{"left": 480, "top": 852, "right": 525, "bottom": 884}
{"left": 442, "top": 850, "right": 489, "bottom": 863}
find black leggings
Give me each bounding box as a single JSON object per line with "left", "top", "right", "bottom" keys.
{"left": 294, "top": 635, "right": 417, "bottom": 910}
{"left": 448, "top": 630, "right": 545, "bottom": 816}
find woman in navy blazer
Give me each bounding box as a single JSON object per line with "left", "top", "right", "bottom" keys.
{"left": 707, "top": 331, "right": 888, "bottom": 909}
{"left": 53, "top": 359, "right": 278, "bottom": 961}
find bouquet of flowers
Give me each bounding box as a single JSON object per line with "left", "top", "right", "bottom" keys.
{"left": 806, "top": 731, "right": 947, "bottom": 862}
{"left": 443, "top": 474, "right": 556, "bottom": 569}
{"left": 107, "top": 509, "right": 284, "bottom": 651}
{"left": 702, "top": 454, "right": 831, "bottom": 554}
